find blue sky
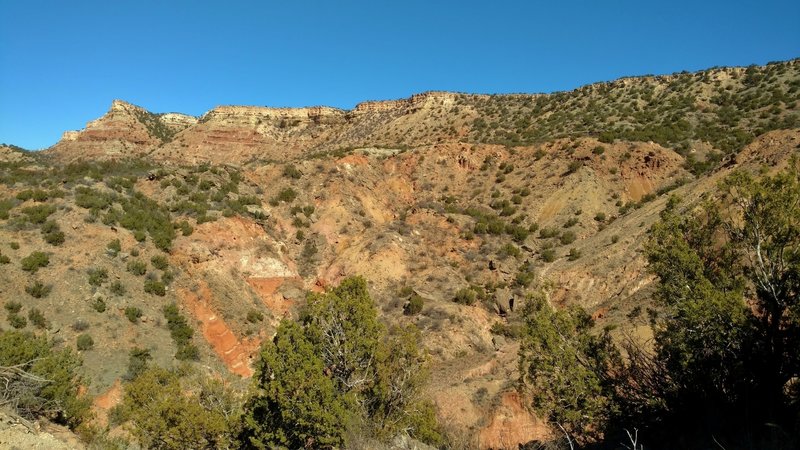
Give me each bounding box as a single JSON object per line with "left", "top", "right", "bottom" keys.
{"left": 1, "top": 0, "right": 798, "bottom": 149}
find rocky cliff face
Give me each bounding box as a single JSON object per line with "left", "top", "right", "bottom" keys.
{"left": 47, "top": 100, "right": 181, "bottom": 161}
{"left": 45, "top": 92, "right": 475, "bottom": 163}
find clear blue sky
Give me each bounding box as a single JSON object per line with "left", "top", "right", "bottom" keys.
{"left": 1, "top": 0, "right": 798, "bottom": 150}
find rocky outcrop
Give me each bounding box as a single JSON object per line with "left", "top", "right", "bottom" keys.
{"left": 353, "top": 91, "right": 459, "bottom": 114}
{"left": 202, "top": 105, "right": 346, "bottom": 124}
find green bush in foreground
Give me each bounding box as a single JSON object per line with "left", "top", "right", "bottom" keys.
{"left": 0, "top": 330, "right": 90, "bottom": 427}
{"left": 240, "top": 277, "right": 442, "bottom": 448}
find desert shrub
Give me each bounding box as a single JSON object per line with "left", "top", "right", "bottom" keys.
{"left": 161, "top": 270, "right": 174, "bottom": 285}
{"left": 28, "top": 308, "right": 48, "bottom": 329}
{"left": 0, "top": 198, "right": 17, "bottom": 219}
{"left": 565, "top": 160, "right": 583, "bottom": 175}
{"left": 144, "top": 279, "right": 166, "bottom": 296}
{"left": 20, "top": 251, "right": 49, "bottom": 273}
{"left": 0, "top": 330, "right": 90, "bottom": 427}
{"left": 506, "top": 224, "right": 530, "bottom": 242}
{"left": 611, "top": 235, "right": 620, "bottom": 244}
{"left": 87, "top": 267, "right": 109, "bottom": 286}
{"left": 241, "top": 277, "right": 442, "bottom": 447}
{"left": 76, "top": 334, "right": 94, "bottom": 351}
{"left": 404, "top": 293, "right": 424, "bottom": 315}
{"left": 539, "top": 227, "right": 559, "bottom": 239}
{"left": 92, "top": 298, "right": 107, "bottom": 313}
{"left": 454, "top": 287, "right": 478, "bottom": 306}
{"left": 163, "top": 303, "right": 198, "bottom": 361}
{"left": 41, "top": 220, "right": 65, "bottom": 246}
{"left": 115, "top": 366, "right": 234, "bottom": 449}
{"left": 21, "top": 204, "right": 56, "bottom": 224}
{"left": 490, "top": 322, "right": 523, "bottom": 339}
{"left": 125, "top": 307, "right": 143, "bottom": 323}
{"left": 107, "top": 239, "right": 121, "bottom": 255}
{"left": 246, "top": 310, "right": 264, "bottom": 323}
{"left": 567, "top": 248, "right": 582, "bottom": 261}
{"left": 116, "top": 191, "right": 176, "bottom": 251}
{"left": 515, "top": 269, "right": 535, "bottom": 288}
{"left": 7, "top": 314, "right": 27, "bottom": 328}
{"left": 150, "top": 255, "right": 169, "bottom": 271}
{"left": 519, "top": 293, "right": 619, "bottom": 439}
{"left": 9, "top": 242, "right": 19, "bottom": 250}
{"left": 123, "top": 347, "right": 152, "bottom": 381}
{"left": 25, "top": 280, "right": 51, "bottom": 298}
{"left": 127, "top": 259, "right": 147, "bottom": 276}
{"left": 499, "top": 243, "right": 521, "bottom": 258}
{"left": 283, "top": 164, "right": 302, "bottom": 179}
{"left": 592, "top": 145, "right": 606, "bottom": 155}
{"left": 74, "top": 186, "right": 114, "bottom": 210}
{"left": 563, "top": 217, "right": 579, "bottom": 228}
{"left": 275, "top": 187, "right": 297, "bottom": 204}
{"left": 560, "top": 230, "right": 577, "bottom": 245}
{"left": 177, "top": 220, "right": 194, "bottom": 236}
{"left": 0, "top": 253, "right": 10, "bottom": 264}
{"left": 540, "top": 248, "right": 556, "bottom": 262}
{"left": 4, "top": 301, "right": 22, "bottom": 314}
{"left": 594, "top": 212, "right": 607, "bottom": 222}
{"left": 110, "top": 280, "right": 127, "bottom": 296}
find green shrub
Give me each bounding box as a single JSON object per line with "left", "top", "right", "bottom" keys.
{"left": 567, "top": 248, "right": 582, "bottom": 261}
{"left": 25, "top": 280, "right": 51, "bottom": 298}
{"left": 123, "top": 347, "right": 152, "bottom": 381}
{"left": 28, "top": 308, "right": 48, "bottom": 329}
{"left": 275, "top": 187, "right": 297, "bottom": 203}
{"left": 150, "top": 255, "right": 169, "bottom": 271}
{"left": 107, "top": 239, "right": 121, "bottom": 255}
{"left": 560, "top": 231, "right": 577, "bottom": 245}
{"left": 283, "top": 164, "right": 302, "bottom": 179}
{"left": 8, "top": 314, "right": 27, "bottom": 329}
{"left": 611, "top": 235, "right": 620, "bottom": 244}
{"left": 0, "top": 330, "right": 90, "bottom": 427}
{"left": 144, "top": 279, "right": 166, "bottom": 296}
{"left": 21, "top": 204, "right": 56, "bottom": 224}
{"left": 74, "top": 186, "right": 114, "bottom": 210}
{"left": 490, "top": 322, "right": 523, "bottom": 339}
{"left": 0, "top": 253, "right": 9, "bottom": 264}
{"left": 9, "top": 242, "right": 19, "bottom": 250}
{"left": 515, "top": 270, "right": 535, "bottom": 287}
{"left": 565, "top": 160, "right": 582, "bottom": 175}
{"left": 21, "top": 251, "right": 49, "bottom": 273}
{"left": 592, "top": 145, "right": 606, "bottom": 155}
{"left": 76, "top": 334, "right": 94, "bottom": 351}
{"left": 92, "top": 298, "right": 107, "bottom": 313}
{"left": 125, "top": 307, "right": 143, "bottom": 323}
{"left": 163, "top": 303, "right": 197, "bottom": 361}
{"left": 594, "top": 212, "right": 607, "bottom": 222}
{"left": 41, "top": 220, "right": 65, "bottom": 246}
{"left": 541, "top": 248, "right": 556, "bottom": 262}
{"left": 539, "top": 227, "right": 559, "bottom": 239}
{"left": 4, "top": 301, "right": 22, "bottom": 314}
{"left": 454, "top": 287, "right": 477, "bottom": 305}
{"left": 563, "top": 217, "right": 579, "bottom": 228}
{"left": 247, "top": 310, "right": 264, "bottom": 323}
{"left": 87, "top": 267, "right": 109, "bottom": 286}
{"left": 499, "top": 243, "right": 521, "bottom": 258}
{"left": 127, "top": 259, "right": 147, "bottom": 276}
{"left": 404, "top": 293, "right": 424, "bottom": 315}
{"left": 177, "top": 220, "right": 193, "bottom": 236}
{"left": 110, "top": 280, "right": 127, "bottom": 296}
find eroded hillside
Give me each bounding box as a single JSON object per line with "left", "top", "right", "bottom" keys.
{"left": 2, "top": 59, "right": 799, "bottom": 448}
